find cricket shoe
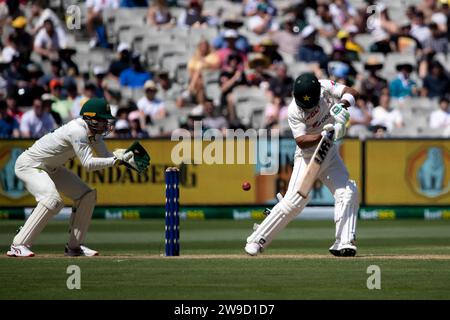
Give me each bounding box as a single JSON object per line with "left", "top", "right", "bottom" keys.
{"left": 339, "top": 242, "right": 357, "bottom": 257}
{"left": 245, "top": 242, "right": 263, "bottom": 256}
{"left": 65, "top": 244, "right": 99, "bottom": 257}
{"left": 6, "top": 244, "right": 35, "bottom": 257}
{"left": 328, "top": 240, "right": 341, "bottom": 257}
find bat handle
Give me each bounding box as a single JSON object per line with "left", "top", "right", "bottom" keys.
{"left": 327, "top": 130, "right": 335, "bottom": 141}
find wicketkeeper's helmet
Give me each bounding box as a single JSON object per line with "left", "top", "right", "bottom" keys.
{"left": 293, "top": 73, "right": 321, "bottom": 110}
{"left": 80, "top": 98, "right": 115, "bottom": 135}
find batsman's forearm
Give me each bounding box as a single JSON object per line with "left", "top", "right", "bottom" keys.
{"left": 295, "top": 134, "right": 322, "bottom": 149}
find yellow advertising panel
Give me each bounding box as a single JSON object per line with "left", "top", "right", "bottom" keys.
{"left": 341, "top": 139, "right": 362, "bottom": 192}
{"left": 0, "top": 139, "right": 256, "bottom": 206}
{"left": 366, "top": 140, "right": 450, "bottom": 205}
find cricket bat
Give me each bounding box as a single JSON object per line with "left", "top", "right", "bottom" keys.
{"left": 297, "top": 130, "right": 334, "bottom": 198}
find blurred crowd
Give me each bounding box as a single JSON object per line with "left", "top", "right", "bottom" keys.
{"left": 0, "top": 0, "right": 449, "bottom": 140}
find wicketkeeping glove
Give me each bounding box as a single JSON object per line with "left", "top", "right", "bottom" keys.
{"left": 330, "top": 103, "right": 350, "bottom": 124}
{"left": 113, "top": 141, "right": 150, "bottom": 174}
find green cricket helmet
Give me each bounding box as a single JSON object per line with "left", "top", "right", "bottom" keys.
{"left": 80, "top": 98, "right": 115, "bottom": 136}
{"left": 293, "top": 73, "right": 321, "bottom": 110}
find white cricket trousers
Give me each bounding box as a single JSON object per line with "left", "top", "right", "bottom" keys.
{"left": 15, "top": 154, "right": 91, "bottom": 203}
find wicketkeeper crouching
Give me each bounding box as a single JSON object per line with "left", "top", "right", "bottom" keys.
{"left": 7, "top": 98, "right": 150, "bottom": 257}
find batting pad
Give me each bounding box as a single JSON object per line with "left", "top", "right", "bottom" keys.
{"left": 68, "top": 189, "right": 96, "bottom": 249}
{"left": 334, "top": 180, "right": 359, "bottom": 245}
{"left": 246, "top": 192, "right": 309, "bottom": 249}
{"left": 14, "top": 196, "right": 64, "bottom": 246}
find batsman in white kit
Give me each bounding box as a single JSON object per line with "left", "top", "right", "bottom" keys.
{"left": 245, "top": 73, "right": 360, "bottom": 257}
{"left": 7, "top": 98, "right": 148, "bottom": 257}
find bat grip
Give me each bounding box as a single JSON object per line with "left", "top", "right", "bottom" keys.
{"left": 327, "top": 129, "right": 335, "bottom": 141}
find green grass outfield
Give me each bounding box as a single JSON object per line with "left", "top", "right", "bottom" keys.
{"left": 0, "top": 219, "right": 449, "bottom": 300}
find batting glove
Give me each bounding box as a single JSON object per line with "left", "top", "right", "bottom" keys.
{"left": 330, "top": 103, "right": 349, "bottom": 124}
{"left": 321, "top": 123, "right": 346, "bottom": 142}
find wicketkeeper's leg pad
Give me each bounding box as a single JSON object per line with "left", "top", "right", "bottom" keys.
{"left": 13, "top": 195, "right": 64, "bottom": 246}
{"left": 68, "top": 189, "right": 96, "bottom": 249}
{"left": 334, "top": 180, "right": 359, "bottom": 245}
{"left": 246, "top": 191, "right": 309, "bottom": 250}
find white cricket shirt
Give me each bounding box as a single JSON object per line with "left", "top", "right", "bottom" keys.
{"left": 22, "top": 118, "right": 115, "bottom": 172}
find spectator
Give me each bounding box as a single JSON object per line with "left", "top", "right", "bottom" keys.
{"left": 258, "top": 38, "right": 283, "bottom": 66}
{"left": 5, "top": 87, "right": 22, "bottom": 121}
{"left": 348, "top": 96, "right": 372, "bottom": 137}
{"left": 137, "top": 80, "right": 166, "bottom": 126}
{"left": 270, "top": 14, "right": 302, "bottom": 63}
{"left": 10, "top": 16, "right": 33, "bottom": 62}
{"left": 431, "top": 0, "right": 448, "bottom": 33}
{"left": 213, "top": 16, "right": 251, "bottom": 53}
{"left": 336, "top": 28, "right": 363, "bottom": 60}
{"left": 121, "top": 0, "right": 148, "bottom": 7}
{"left": 390, "top": 23, "right": 422, "bottom": 54}
{"left": 119, "top": 54, "right": 152, "bottom": 88}
{"left": 308, "top": 3, "right": 336, "bottom": 39}
{"left": 422, "top": 60, "right": 450, "bottom": 98}
{"left": 389, "top": 63, "right": 418, "bottom": 99}
{"left": 247, "top": 3, "right": 279, "bottom": 35}
{"left": 371, "top": 93, "right": 403, "bottom": 133}
{"left": 429, "top": 96, "right": 450, "bottom": 129}
{"left": 71, "top": 82, "right": 97, "bottom": 118}
{"left": 93, "top": 66, "right": 107, "bottom": 98}
{"left": 246, "top": 53, "right": 272, "bottom": 88}
{"left": 359, "top": 56, "right": 387, "bottom": 106}
{"left": 30, "top": 0, "right": 64, "bottom": 35}
{"left": 20, "top": 98, "right": 56, "bottom": 138}
{"left": 59, "top": 47, "right": 79, "bottom": 77}
{"left": 329, "top": 0, "right": 357, "bottom": 29}
{"left": 202, "top": 98, "right": 228, "bottom": 131}
{"left": 410, "top": 11, "right": 432, "bottom": 46}
{"left": 422, "top": 22, "right": 448, "bottom": 55}
{"left": 3, "top": 53, "right": 27, "bottom": 85}
{"left": 86, "top": 0, "right": 119, "bottom": 48}
{"left": 0, "top": 99, "right": 19, "bottom": 138}
{"left": 177, "top": 0, "right": 210, "bottom": 28}
{"left": 267, "top": 63, "right": 293, "bottom": 101}
{"left": 42, "top": 93, "right": 62, "bottom": 126}
{"left": 128, "top": 110, "right": 149, "bottom": 138}
{"left": 187, "top": 39, "right": 219, "bottom": 104}
{"left": 368, "top": 4, "right": 398, "bottom": 54}
{"left": 1, "top": 34, "right": 18, "bottom": 64}
{"left": 19, "top": 63, "right": 45, "bottom": 107}
{"left": 147, "top": 0, "right": 173, "bottom": 27}
{"left": 155, "top": 71, "right": 183, "bottom": 105}
{"left": 244, "top": 0, "right": 277, "bottom": 17}
{"left": 297, "top": 25, "right": 328, "bottom": 69}
{"left": 34, "top": 19, "right": 67, "bottom": 60}
{"left": 219, "top": 53, "right": 248, "bottom": 122}
{"left": 113, "top": 118, "right": 131, "bottom": 138}
{"left": 263, "top": 94, "right": 285, "bottom": 130}
{"left": 49, "top": 79, "right": 72, "bottom": 124}
{"left": 109, "top": 43, "right": 132, "bottom": 78}
{"left": 216, "top": 30, "right": 247, "bottom": 68}
{"left": 38, "top": 59, "right": 60, "bottom": 88}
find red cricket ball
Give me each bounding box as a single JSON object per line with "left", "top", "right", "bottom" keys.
{"left": 242, "top": 181, "right": 251, "bottom": 191}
